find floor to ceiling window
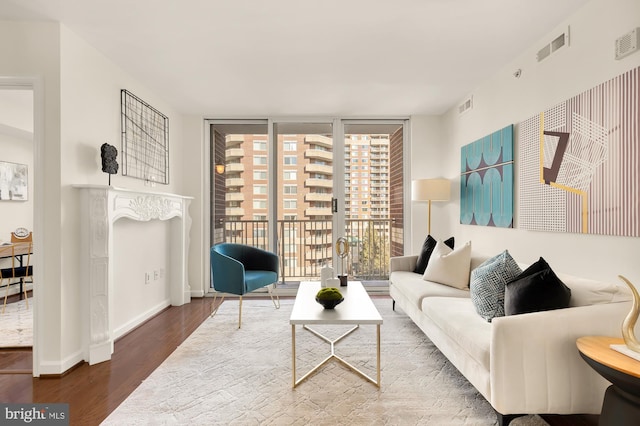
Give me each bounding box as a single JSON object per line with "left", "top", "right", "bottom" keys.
{"left": 341, "top": 121, "right": 405, "bottom": 284}
{"left": 208, "top": 119, "right": 407, "bottom": 290}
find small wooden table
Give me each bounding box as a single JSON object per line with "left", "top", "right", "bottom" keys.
{"left": 576, "top": 336, "right": 640, "bottom": 425}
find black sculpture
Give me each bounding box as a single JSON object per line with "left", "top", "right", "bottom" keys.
{"left": 101, "top": 143, "right": 119, "bottom": 185}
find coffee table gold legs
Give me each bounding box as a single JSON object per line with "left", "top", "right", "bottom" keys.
{"left": 291, "top": 324, "right": 296, "bottom": 388}
{"left": 376, "top": 324, "right": 380, "bottom": 386}
{"left": 291, "top": 324, "right": 381, "bottom": 389}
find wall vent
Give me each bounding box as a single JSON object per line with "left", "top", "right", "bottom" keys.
{"left": 615, "top": 27, "right": 640, "bottom": 60}
{"left": 537, "top": 27, "right": 570, "bottom": 62}
{"left": 458, "top": 96, "right": 473, "bottom": 115}
{"left": 537, "top": 45, "right": 551, "bottom": 62}
{"left": 551, "top": 33, "right": 567, "bottom": 52}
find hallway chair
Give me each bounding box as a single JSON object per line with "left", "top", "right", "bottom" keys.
{"left": 1, "top": 241, "right": 33, "bottom": 314}
{"left": 10, "top": 228, "right": 33, "bottom": 287}
{"left": 210, "top": 243, "right": 280, "bottom": 328}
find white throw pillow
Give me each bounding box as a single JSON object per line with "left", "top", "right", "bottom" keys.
{"left": 422, "top": 240, "right": 472, "bottom": 289}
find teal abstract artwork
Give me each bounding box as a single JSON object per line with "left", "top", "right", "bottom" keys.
{"left": 460, "top": 125, "right": 514, "bottom": 228}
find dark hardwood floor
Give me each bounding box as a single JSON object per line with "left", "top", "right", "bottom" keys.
{"left": 0, "top": 294, "right": 598, "bottom": 425}
{"left": 1, "top": 295, "right": 220, "bottom": 425}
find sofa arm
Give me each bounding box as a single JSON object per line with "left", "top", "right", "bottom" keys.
{"left": 390, "top": 255, "right": 418, "bottom": 274}
{"left": 489, "top": 301, "right": 631, "bottom": 415}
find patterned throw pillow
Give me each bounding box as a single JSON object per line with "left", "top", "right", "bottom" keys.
{"left": 470, "top": 250, "right": 522, "bottom": 322}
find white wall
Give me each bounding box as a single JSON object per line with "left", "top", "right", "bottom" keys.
{"left": 58, "top": 25, "right": 187, "bottom": 370}
{"left": 414, "top": 0, "right": 640, "bottom": 286}
{"left": 1, "top": 20, "right": 190, "bottom": 374}
{"left": 408, "top": 116, "right": 448, "bottom": 252}
{"left": 181, "top": 115, "right": 206, "bottom": 296}
{"left": 112, "top": 218, "right": 171, "bottom": 338}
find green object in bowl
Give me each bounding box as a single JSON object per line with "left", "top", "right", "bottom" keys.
{"left": 315, "top": 287, "right": 344, "bottom": 309}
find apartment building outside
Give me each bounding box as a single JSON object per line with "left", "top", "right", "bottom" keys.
{"left": 212, "top": 125, "right": 404, "bottom": 283}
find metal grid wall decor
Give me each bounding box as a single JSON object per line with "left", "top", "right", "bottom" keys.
{"left": 120, "top": 89, "right": 169, "bottom": 184}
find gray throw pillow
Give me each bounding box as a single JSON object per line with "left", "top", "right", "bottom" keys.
{"left": 470, "top": 250, "right": 522, "bottom": 322}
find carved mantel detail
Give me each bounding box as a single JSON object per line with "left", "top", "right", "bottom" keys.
{"left": 75, "top": 185, "right": 193, "bottom": 365}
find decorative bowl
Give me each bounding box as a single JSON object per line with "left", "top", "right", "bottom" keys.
{"left": 315, "top": 296, "right": 344, "bottom": 309}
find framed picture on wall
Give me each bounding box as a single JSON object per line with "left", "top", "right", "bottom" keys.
{"left": 0, "top": 161, "right": 28, "bottom": 201}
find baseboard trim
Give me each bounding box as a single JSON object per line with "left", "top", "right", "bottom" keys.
{"left": 113, "top": 300, "right": 171, "bottom": 340}
{"left": 37, "top": 349, "right": 84, "bottom": 376}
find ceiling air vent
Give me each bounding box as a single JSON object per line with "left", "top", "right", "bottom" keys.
{"left": 537, "top": 45, "right": 551, "bottom": 62}
{"left": 458, "top": 96, "right": 473, "bottom": 115}
{"left": 615, "top": 28, "right": 640, "bottom": 60}
{"left": 537, "top": 27, "right": 570, "bottom": 62}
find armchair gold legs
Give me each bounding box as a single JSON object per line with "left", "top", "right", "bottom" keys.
{"left": 268, "top": 284, "right": 280, "bottom": 310}
{"left": 209, "top": 292, "right": 243, "bottom": 328}
{"left": 210, "top": 284, "right": 280, "bottom": 329}
{"left": 210, "top": 292, "right": 225, "bottom": 317}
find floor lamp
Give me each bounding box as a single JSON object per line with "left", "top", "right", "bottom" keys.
{"left": 412, "top": 178, "right": 451, "bottom": 235}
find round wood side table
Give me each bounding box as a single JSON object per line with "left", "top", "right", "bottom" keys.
{"left": 576, "top": 336, "right": 640, "bottom": 425}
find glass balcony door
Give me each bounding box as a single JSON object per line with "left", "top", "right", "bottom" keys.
{"left": 209, "top": 120, "right": 271, "bottom": 251}
{"left": 274, "top": 122, "right": 335, "bottom": 284}
{"left": 209, "top": 119, "right": 406, "bottom": 290}
{"left": 340, "top": 121, "right": 406, "bottom": 285}
{"left": 209, "top": 120, "right": 337, "bottom": 288}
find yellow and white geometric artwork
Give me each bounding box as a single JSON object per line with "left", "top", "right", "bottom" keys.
{"left": 518, "top": 66, "right": 639, "bottom": 237}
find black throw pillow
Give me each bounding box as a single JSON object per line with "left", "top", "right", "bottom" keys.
{"left": 504, "top": 257, "right": 571, "bottom": 315}
{"left": 414, "top": 235, "right": 454, "bottom": 274}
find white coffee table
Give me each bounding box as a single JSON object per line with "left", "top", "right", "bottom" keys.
{"left": 289, "top": 281, "right": 383, "bottom": 388}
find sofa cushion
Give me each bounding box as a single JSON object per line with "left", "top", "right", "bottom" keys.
{"left": 390, "top": 271, "right": 469, "bottom": 310}
{"left": 556, "top": 272, "right": 632, "bottom": 307}
{"left": 421, "top": 296, "right": 492, "bottom": 371}
{"left": 505, "top": 257, "right": 571, "bottom": 315}
{"left": 470, "top": 250, "right": 522, "bottom": 322}
{"left": 414, "top": 235, "right": 455, "bottom": 274}
{"left": 423, "top": 241, "right": 472, "bottom": 289}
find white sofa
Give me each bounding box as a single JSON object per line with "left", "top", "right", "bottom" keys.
{"left": 389, "top": 253, "right": 633, "bottom": 425}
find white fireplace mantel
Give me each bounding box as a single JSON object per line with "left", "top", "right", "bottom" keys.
{"left": 74, "top": 185, "right": 193, "bottom": 365}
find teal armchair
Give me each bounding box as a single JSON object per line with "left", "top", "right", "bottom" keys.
{"left": 210, "top": 243, "right": 280, "bottom": 328}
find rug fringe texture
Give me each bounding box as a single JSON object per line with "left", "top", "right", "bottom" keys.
{"left": 0, "top": 297, "right": 32, "bottom": 347}
{"left": 102, "top": 299, "right": 548, "bottom": 425}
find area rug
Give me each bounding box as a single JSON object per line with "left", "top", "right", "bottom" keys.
{"left": 102, "top": 299, "right": 548, "bottom": 425}
{"left": 0, "top": 297, "right": 32, "bottom": 347}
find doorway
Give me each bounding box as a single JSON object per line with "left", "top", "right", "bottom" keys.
{"left": 0, "top": 82, "right": 37, "bottom": 375}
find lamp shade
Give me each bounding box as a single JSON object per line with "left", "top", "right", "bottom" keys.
{"left": 412, "top": 178, "right": 450, "bottom": 202}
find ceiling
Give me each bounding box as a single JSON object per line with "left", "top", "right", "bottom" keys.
{"left": 0, "top": 0, "right": 591, "bottom": 117}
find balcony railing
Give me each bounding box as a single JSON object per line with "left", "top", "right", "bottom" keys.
{"left": 304, "top": 149, "right": 332, "bottom": 161}
{"left": 305, "top": 178, "right": 333, "bottom": 188}
{"left": 218, "top": 219, "right": 392, "bottom": 282}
